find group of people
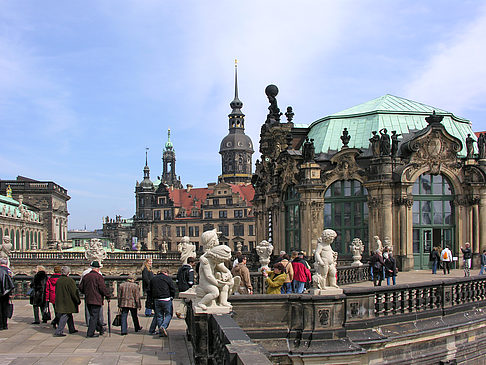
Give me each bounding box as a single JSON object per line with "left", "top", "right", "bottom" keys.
{"left": 430, "top": 243, "right": 474, "bottom": 276}
{"left": 263, "top": 251, "right": 312, "bottom": 294}
{"left": 369, "top": 247, "right": 397, "bottom": 286}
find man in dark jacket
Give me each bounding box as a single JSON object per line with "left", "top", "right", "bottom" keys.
{"left": 148, "top": 268, "right": 176, "bottom": 337}
{"left": 175, "top": 257, "right": 196, "bottom": 319}
{"left": 79, "top": 261, "right": 110, "bottom": 338}
{"left": 54, "top": 266, "right": 80, "bottom": 337}
{"left": 0, "top": 258, "right": 14, "bottom": 330}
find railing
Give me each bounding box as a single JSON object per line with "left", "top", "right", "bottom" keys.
{"left": 10, "top": 251, "right": 181, "bottom": 261}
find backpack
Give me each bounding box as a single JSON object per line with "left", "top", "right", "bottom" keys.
{"left": 443, "top": 251, "right": 448, "bottom": 260}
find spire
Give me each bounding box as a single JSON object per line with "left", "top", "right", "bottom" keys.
{"left": 165, "top": 128, "right": 173, "bottom": 150}
{"left": 143, "top": 147, "right": 150, "bottom": 179}
{"left": 145, "top": 147, "right": 149, "bottom": 167}
{"left": 229, "top": 59, "right": 243, "bottom": 115}
{"left": 234, "top": 59, "right": 239, "bottom": 100}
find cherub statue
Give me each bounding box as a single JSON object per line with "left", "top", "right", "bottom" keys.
{"left": 84, "top": 238, "right": 107, "bottom": 263}
{"left": 256, "top": 240, "right": 273, "bottom": 270}
{"left": 161, "top": 241, "right": 168, "bottom": 254}
{"left": 201, "top": 229, "right": 220, "bottom": 253}
{"left": 195, "top": 244, "right": 240, "bottom": 311}
{"left": 0, "top": 236, "right": 13, "bottom": 267}
{"left": 371, "top": 236, "right": 383, "bottom": 253}
{"left": 350, "top": 238, "right": 364, "bottom": 266}
{"left": 178, "top": 236, "right": 196, "bottom": 264}
{"left": 312, "top": 229, "right": 339, "bottom": 290}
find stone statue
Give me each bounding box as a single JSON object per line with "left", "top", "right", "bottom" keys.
{"left": 302, "top": 138, "right": 315, "bottom": 163}
{"left": 256, "top": 240, "right": 273, "bottom": 270}
{"left": 201, "top": 229, "right": 220, "bottom": 252}
{"left": 265, "top": 84, "right": 282, "bottom": 123}
{"left": 109, "top": 242, "right": 115, "bottom": 253}
{"left": 312, "top": 230, "right": 339, "bottom": 290}
{"left": 370, "top": 131, "right": 380, "bottom": 157}
{"left": 236, "top": 242, "right": 242, "bottom": 252}
{"left": 178, "top": 236, "right": 196, "bottom": 265}
{"left": 285, "top": 106, "right": 294, "bottom": 122}
{"left": 383, "top": 236, "right": 393, "bottom": 253}
{"left": 84, "top": 238, "right": 107, "bottom": 264}
{"left": 391, "top": 130, "right": 401, "bottom": 158}
{"left": 371, "top": 236, "right": 383, "bottom": 253}
{"left": 466, "top": 134, "right": 475, "bottom": 159}
{"left": 0, "top": 236, "right": 13, "bottom": 267}
{"left": 195, "top": 244, "right": 240, "bottom": 312}
{"left": 341, "top": 128, "right": 351, "bottom": 148}
{"left": 379, "top": 128, "right": 391, "bottom": 156}
{"left": 478, "top": 133, "right": 486, "bottom": 159}
{"left": 160, "top": 241, "right": 168, "bottom": 254}
{"left": 350, "top": 238, "right": 364, "bottom": 267}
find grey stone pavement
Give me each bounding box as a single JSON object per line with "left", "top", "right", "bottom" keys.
{"left": 0, "top": 299, "right": 193, "bottom": 365}
{"left": 0, "top": 269, "right": 476, "bottom": 365}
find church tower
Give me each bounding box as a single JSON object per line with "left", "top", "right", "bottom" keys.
{"left": 219, "top": 61, "right": 254, "bottom": 184}
{"left": 162, "top": 129, "right": 183, "bottom": 189}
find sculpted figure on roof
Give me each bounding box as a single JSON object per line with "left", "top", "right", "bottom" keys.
{"left": 370, "top": 131, "right": 380, "bottom": 157}
{"left": 85, "top": 238, "right": 107, "bottom": 263}
{"left": 379, "top": 128, "right": 391, "bottom": 156}
{"left": 466, "top": 134, "right": 475, "bottom": 159}
{"left": 391, "top": 131, "right": 402, "bottom": 157}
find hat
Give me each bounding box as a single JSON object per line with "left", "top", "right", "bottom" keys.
{"left": 90, "top": 261, "right": 101, "bottom": 268}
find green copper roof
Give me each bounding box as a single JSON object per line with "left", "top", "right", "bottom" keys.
{"left": 308, "top": 94, "right": 474, "bottom": 156}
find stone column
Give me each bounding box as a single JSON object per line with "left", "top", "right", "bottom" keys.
{"left": 473, "top": 202, "right": 480, "bottom": 254}
{"left": 479, "top": 190, "right": 486, "bottom": 253}
{"left": 381, "top": 187, "right": 393, "bottom": 242}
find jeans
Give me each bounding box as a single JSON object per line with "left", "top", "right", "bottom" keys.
{"left": 432, "top": 260, "right": 438, "bottom": 274}
{"left": 149, "top": 299, "right": 172, "bottom": 334}
{"left": 442, "top": 261, "right": 450, "bottom": 274}
{"left": 386, "top": 276, "right": 396, "bottom": 285}
{"left": 120, "top": 307, "right": 141, "bottom": 334}
{"left": 33, "top": 304, "right": 47, "bottom": 323}
{"left": 293, "top": 281, "right": 305, "bottom": 294}
{"left": 55, "top": 313, "right": 75, "bottom": 335}
{"left": 87, "top": 304, "right": 104, "bottom": 336}
{"left": 480, "top": 265, "right": 485, "bottom": 275}
{"left": 464, "top": 259, "right": 471, "bottom": 277}
{"left": 281, "top": 282, "right": 292, "bottom": 294}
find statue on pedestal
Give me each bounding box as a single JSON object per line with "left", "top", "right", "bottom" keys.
{"left": 350, "top": 238, "right": 364, "bottom": 266}
{"left": 160, "top": 241, "right": 168, "bottom": 254}
{"left": 312, "top": 230, "right": 339, "bottom": 290}
{"left": 85, "top": 238, "right": 107, "bottom": 264}
{"left": 371, "top": 236, "right": 383, "bottom": 253}
{"left": 256, "top": 240, "right": 273, "bottom": 270}
{"left": 0, "top": 236, "right": 13, "bottom": 267}
{"left": 178, "top": 236, "right": 196, "bottom": 264}
{"left": 379, "top": 128, "right": 391, "bottom": 156}
{"left": 109, "top": 242, "right": 115, "bottom": 253}
{"left": 195, "top": 244, "right": 239, "bottom": 312}
{"left": 369, "top": 131, "right": 380, "bottom": 157}
{"left": 478, "top": 133, "right": 486, "bottom": 159}
{"left": 236, "top": 242, "right": 242, "bottom": 253}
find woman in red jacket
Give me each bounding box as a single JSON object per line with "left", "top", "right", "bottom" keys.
{"left": 46, "top": 266, "right": 62, "bottom": 328}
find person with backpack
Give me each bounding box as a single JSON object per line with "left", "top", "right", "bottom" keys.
{"left": 430, "top": 247, "right": 440, "bottom": 274}
{"left": 175, "top": 257, "right": 196, "bottom": 319}
{"left": 440, "top": 246, "right": 453, "bottom": 275}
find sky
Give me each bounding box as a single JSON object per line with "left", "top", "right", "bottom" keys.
{"left": 1, "top": 1, "right": 486, "bottom": 230}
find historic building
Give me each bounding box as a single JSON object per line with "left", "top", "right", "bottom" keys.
{"left": 252, "top": 88, "right": 484, "bottom": 270}
{"left": 0, "top": 176, "right": 70, "bottom": 248}
{"left": 104, "top": 66, "right": 256, "bottom": 251}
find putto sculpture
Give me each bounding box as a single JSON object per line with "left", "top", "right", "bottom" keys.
{"left": 84, "top": 238, "right": 107, "bottom": 264}
{"left": 312, "top": 229, "right": 340, "bottom": 292}
{"left": 256, "top": 240, "right": 273, "bottom": 270}
{"left": 0, "top": 236, "right": 13, "bottom": 267}
{"left": 350, "top": 238, "right": 364, "bottom": 266}
{"left": 178, "top": 236, "right": 196, "bottom": 265}
{"left": 201, "top": 229, "right": 220, "bottom": 252}
{"left": 371, "top": 236, "right": 383, "bottom": 253}
{"left": 194, "top": 244, "right": 239, "bottom": 313}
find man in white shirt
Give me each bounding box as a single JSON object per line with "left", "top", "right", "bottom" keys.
{"left": 440, "top": 246, "right": 453, "bottom": 275}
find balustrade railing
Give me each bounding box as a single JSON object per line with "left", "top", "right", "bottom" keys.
{"left": 10, "top": 250, "right": 181, "bottom": 261}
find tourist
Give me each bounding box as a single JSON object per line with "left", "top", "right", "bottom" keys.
{"left": 263, "top": 263, "right": 287, "bottom": 294}
{"left": 440, "top": 246, "right": 453, "bottom": 275}
{"left": 231, "top": 256, "right": 253, "bottom": 295}
{"left": 30, "top": 265, "right": 48, "bottom": 324}
{"left": 461, "top": 242, "right": 472, "bottom": 277}
{"left": 80, "top": 263, "right": 105, "bottom": 327}
{"left": 117, "top": 273, "right": 142, "bottom": 335}
{"left": 292, "top": 253, "right": 311, "bottom": 293}
{"left": 279, "top": 254, "right": 294, "bottom": 294}
{"left": 0, "top": 258, "right": 14, "bottom": 330}
{"left": 53, "top": 266, "right": 80, "bottom": 337}
{"left": 232, "top": 251, "right": 242, "bottom": 268}
{"left": 430, "top": 247, "right": 440, "bottom": 274}
{"left": 175, "top": 256, "right": 197, "bottom": 318}
{"left": 370, "top": 250, "right": 384, "bottom": 286}
{"left": 480, "top": 250, "right": 486, "bottom": 275}
{"left": 384, "top": 251, "right": 397, "bottom": 285}
{"left": 79, "top": 261, "right": 110, "bottom": 338}
{"left": 273, "top": 250, "right": 286, "bottom": 264}
{"left": 45, "top": 265, "right": 62, "bottom": 329}
{"left": 148, "top": 268, "right": 176, "bottom": 337}
{"left": 141, "top": 258, "right": 154, "bottom": 317}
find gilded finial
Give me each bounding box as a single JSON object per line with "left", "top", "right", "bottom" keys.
{"left": 6, "top": 185, "right": 12, "bottom": 198}
{"left": 235, "top": 58, "right": 238, "bottom": 66}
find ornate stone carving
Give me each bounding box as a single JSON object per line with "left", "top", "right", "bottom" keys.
{"left": 322, "top": 149, "right": 363, "bottom": 183}
{"left": 312, "top": 230, "right": 339, "bottom": 290}
{"left": 367, "top": 197, "right": 382, "bottom": 209}
{"left": 256, "top": 240, "right": 274, "bottom": 270}
{"left": 396, "top": 197, "right": 414, "bottom": 208}
{"left": 350, "top": 238, "right": 364, "bottom": 266}
{"left": 84, "top": 238, "right": 107, "bottom": 264}
{"left": 318, "top": 309, "right": 330, "bottom": 326}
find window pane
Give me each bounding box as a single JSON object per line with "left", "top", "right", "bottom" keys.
{"left": 412, "top": 180, "right": 420, "bottom": 195}
{"left": 325, "top": 188, "right": 331, "bottom": 197}
{"left": 354, "top": 203, "right": 362, "bottom": 225}
{"left": 413, "top": 201, "right": 420, "bottom": 224}
{"left": 324, "top": 203, "right": 332, "bottom": 227}
{"left": 344, "top": 181, "right": 351, "bottom": 196}
{"left": 333, "top": 182, "right": 341, "bottom": 197}
{"left": 433, "top": 201, "right": 443, "bottom": 225}
{"left": 444, "top": 178, "right": 453, "bottom": 195}
{"left": 334, "top": 204, "right": 342, "bottom": 227}
{"left": 343, "top": 202, "right": 351, "bottom": 226}
{"left": 413, "top": 229, "right": 420, "bottom": 253}
{"left": 421, "top": 201, "right": 432, "bottom": 224}
{"left": 444, "top": 201, "right": 453, "bottom": 224}
{"left": 433, "top": 175, "right": 442, "bottom": 194}
{"left": 421, "top": 175, "right": 432, "bottom": 194}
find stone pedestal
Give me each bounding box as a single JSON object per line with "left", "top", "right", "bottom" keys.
{"left": 193, "top": 304, "right": 232, "bottom": 315}
{"left": 308, "top": 288, "right": 343, "bottom": 296}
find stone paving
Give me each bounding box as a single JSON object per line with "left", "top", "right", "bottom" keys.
{"left": 0, "top": 299, "right": 193, "bottom": 365}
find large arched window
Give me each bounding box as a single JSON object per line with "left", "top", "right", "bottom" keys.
{"left": 324, "top": 180, "right": 368, "bottom": 254}
{"left": 412, "top": 174, "right": 454, "bottom": 269}
{"left": 15, "top": 230, "right": 20, "bottom": 250}
{"left": 284, "top": 186, "right": 300, "bottom": 253}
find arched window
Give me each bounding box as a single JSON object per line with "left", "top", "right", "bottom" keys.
{"left": 324, "top": 180, "right": 368, "bottom": 254}
{"left": 10, "top": 230, "right": 14, "bottom": 247}
{"left": 284, "top": 186, "right": 301, "bottom": 252}
{"left": 4, "top": 228, "right": 8, "bottom": 237}
{"left": 15, "top": 230, "right": 20, "bottom": 250}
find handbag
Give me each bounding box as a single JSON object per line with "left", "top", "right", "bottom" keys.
{"left": 112, "top": 313, "right": 122, "bottom": 327}
{"left": 42, "top": 306, "right": 51, "bottom": 321}
{"left": 6, "top": 299, "right": 13, "bottom": 319}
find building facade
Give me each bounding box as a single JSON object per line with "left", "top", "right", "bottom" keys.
{"left": 252, "top": 90, "right": 485, "bottom": 271}
{"left": 0, "top": 176, "right": 70, "bottom": 248}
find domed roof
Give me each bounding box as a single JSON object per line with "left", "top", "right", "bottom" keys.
{"left": 219, "top": 132, "right": 253, "bottom": 153}
{"left": 307, "top": 94, "right": 474, "bottom": 156}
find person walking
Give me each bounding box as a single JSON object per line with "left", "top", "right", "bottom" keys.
{"left": 0, "top": 258, "right": 14, "bottom": 330}
{"left": 53, "top": 266, "right": 80, "bottom": 337}
{"left": 263, "top": 263, "right": 287, "bottom": 294}
{"left": 148, "top": 268, "right": 176, "bottom": 337}
{"left": 175, "top": 257, "right": 197, "bottom": 319}
{"left": 231, "top": 256, "right": 253, "bottom": 295}
{"left": 441, "top": 246, "right": 453, "bottom": 275}
{"left": 292, "top": 254, "right": 311, "bottom": 294}
{"left": 79, "top": 261, "right": 110, "bottom": 338}
{"left": 384, "top": 251, "right": 397, "bottom": 285}
{"left": 370, "top": 250, "right": 384, "bottom": 286}
{"left": 430, "top": 247, "right": 440, "bottom": 274}
{"left": 279, "top": 254, "right": 294, "bottom": 294}
{"left": 480, "top": 250, "right": 486, "bottom": 275}
{"left": 30, "top": 266, "right": 48, "bottom": 324}
{"left": 461, "top": 242, "right": 472, "bottom": 277}
{"left": 117, "top": 273, "right": 142, "bottom": 335}
{"left": 46, "top": 265, "right": 62, "bottom": 329}
{"left": 141, "top": 258, "right": 154, "bottom": 317}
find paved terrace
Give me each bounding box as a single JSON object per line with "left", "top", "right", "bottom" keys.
{"left": 0, "top": 269, "right": 474, "bottom": 365}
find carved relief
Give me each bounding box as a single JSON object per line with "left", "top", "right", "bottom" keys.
{"left": 318, "top": 309, "right": 330, "bottom": 326}
{"left": 322, "top": 148, "right": 363, "bottom": 184}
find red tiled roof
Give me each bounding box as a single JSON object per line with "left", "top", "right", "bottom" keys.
{"left": 168, "top": 187, "right": 212, "bottom": 212}
{"left": 229, "top": 184, "right": 255, "bottom": 206}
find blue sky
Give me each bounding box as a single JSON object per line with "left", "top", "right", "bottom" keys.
{"left": 1, "top": 1, "right": 486, "bottom": 230}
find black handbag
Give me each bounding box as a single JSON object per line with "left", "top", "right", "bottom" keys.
{"left": 6, "top": 300, "right": 13, "bottom": 319}
{"left": 42, "top": 306, "right": 51, "bottom": 321}
{"left": 112, "top": 313, "right": 122, "bottom": 327}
